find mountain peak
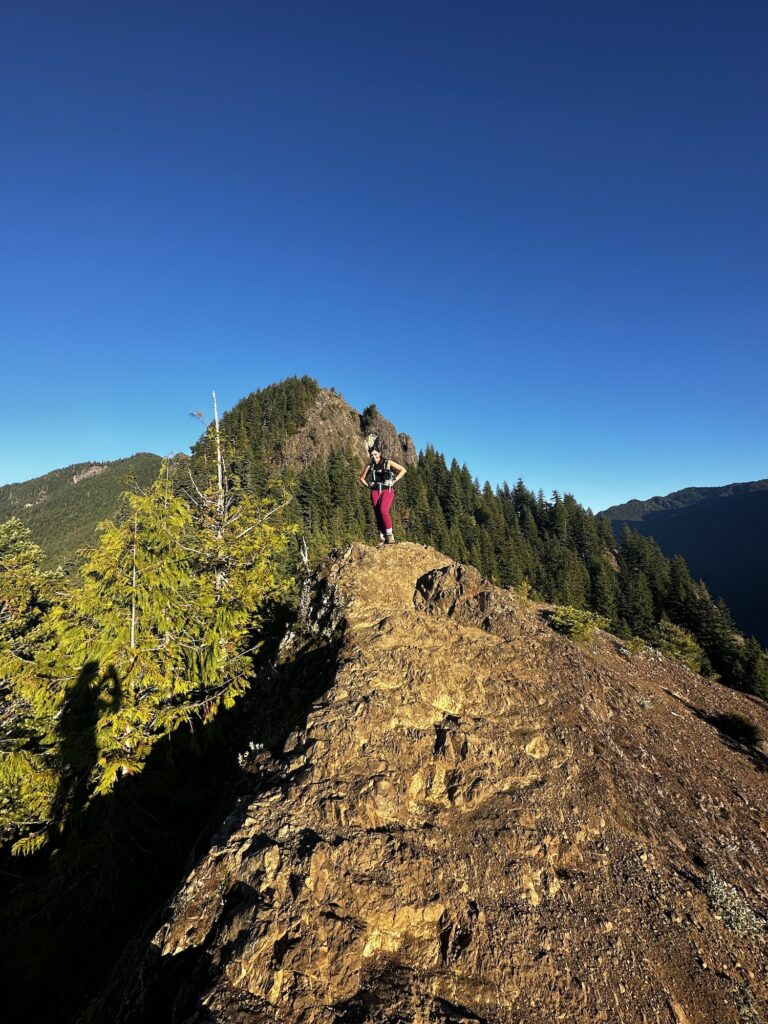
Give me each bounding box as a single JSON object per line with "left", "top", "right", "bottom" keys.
{"left": 280, "top": 386, "right": 417, "bottom": 471}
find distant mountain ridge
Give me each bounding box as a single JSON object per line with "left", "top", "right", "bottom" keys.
{"left": 601, "top": 479, "right": 768, "bottom": 646}
{"left": 602, "top": 479, "right": 768, "bottom": 521}
{"left": 0, "top": 453, "right": 163, "bottom": 570}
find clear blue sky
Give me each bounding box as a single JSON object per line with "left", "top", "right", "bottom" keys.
{"left": 2, "top": 1, "right": 766, "bottom": 511}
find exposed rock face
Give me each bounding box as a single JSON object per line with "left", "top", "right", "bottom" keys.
{"left": 280, "top": 389, "right": 417, "bottom": 470}
{"left": 72, "top": 463, "right": 108, "bottom": 484}
{"left": 360, "top": 404, "right": 418, "bottom": 466}
{"left": 116, "top": 544, "right": 767, "bottom": 1024}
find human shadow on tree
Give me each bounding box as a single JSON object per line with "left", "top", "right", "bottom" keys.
{"left": 50, "top": 660, "right": 123, "bottom": 841}
{"left": 0, "top": 601, "right": 339, "bottom": 1024}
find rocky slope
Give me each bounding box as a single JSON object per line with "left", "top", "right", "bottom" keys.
{"left": 93, "top": 544, "right": 767, "bottom": 1024}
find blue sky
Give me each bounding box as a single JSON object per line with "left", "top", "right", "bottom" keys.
{"left": 2, "top": 1, "right": 766, "bottom": 511}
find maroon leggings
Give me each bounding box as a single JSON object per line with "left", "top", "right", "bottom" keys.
{"left": 371, "top": 487, "right": 394, "bottom": 532}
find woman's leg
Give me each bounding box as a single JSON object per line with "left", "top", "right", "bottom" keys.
{"left": 371, "top": 490, "right": 386, "bottom": 541}
{"left": 379, "top": 490, "right": 395, "bottom": 541}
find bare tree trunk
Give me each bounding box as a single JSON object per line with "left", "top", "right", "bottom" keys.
{"left": 130, "top": 514, "right": 137, "bottom": 650}
{"left": 212, "top": 390, "right": 226, "bottom": 591}
{"left": 212, "top": 390, "right": 225, "bottom": 520}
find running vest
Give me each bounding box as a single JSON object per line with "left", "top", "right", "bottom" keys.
{"left": 369, "top": 458, "right": 395, "bottom": 489}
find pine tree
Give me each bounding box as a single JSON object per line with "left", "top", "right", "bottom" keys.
{"left": 619, "top": 569, "right": 656, "bottom": 639}
{"left": 665, "top": 555, "right": 700, "bottom": 632}
{"left": 590, "top": 558, "right": 620, "bottom": 623}
{"left": 0, "top": 520, "right": 62, "bottom": 854}
{"left": 740, "top": 637, "right": 768, "bottom": 698}
{"left": 398, "top": 470, "right": 431, "bottom": 543}
{"left": 428, "top": 497, "right": 449, "bottom": 552}
{"left": 445, "top": 463, "right": 467, "bottom": 526}
{"left": 49, "top": 474, "right": 197, "bottom": 797}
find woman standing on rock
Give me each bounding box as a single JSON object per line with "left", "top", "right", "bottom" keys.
{"left": 358, "top": 435, "right": 406, "bottom": 544}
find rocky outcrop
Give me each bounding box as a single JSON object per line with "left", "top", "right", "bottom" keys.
{"left": 280, "top": 389, "right": 417, "bottom": 470}
{"left": 360, "top": 403, "right": 418, "bottom": 466}
{"left": 108, "top": 543, "right": 768, "bottom": 1024}
{"left": 72, "top": 463, "right": 108, "bottom": 484}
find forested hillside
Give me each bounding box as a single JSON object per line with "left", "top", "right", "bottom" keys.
{"left": 0, "top": 453, "right": 162, "bottom": 570}
{"left": 4, "top": 378, "right": 766, "bottom": 700}
{"left": 601, "top": 481, "right": 768, "bottom": 647}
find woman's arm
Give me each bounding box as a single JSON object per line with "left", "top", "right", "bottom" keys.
{"left": 358, "top": 464, "right": 371, "bottom": 487}
{"left": 388, "top": 460, "right": 407, "bottom": 483}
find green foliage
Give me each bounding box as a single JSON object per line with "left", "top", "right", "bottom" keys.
{"left": 7, "top": 374, "right": 768, "bottom": 738}
{"left": 196, "top": 375, "right": 319, "bottom": 493}
{"left": 236, "top": 383, "right": 768, "bottom": 698}
{"left": 1, "top": 445, "right": 296, "bottom": 854}
{"left": 622, "top": 634, "right": 649, "bottom": 655}
{"left": 3, "top": 378, "right": 768, "bottom": 1019}
{"left": 711, "top": 713, "right": 764, "bottom": 747}
{"left": 546, "top": 605, "right": 609, "bottom": 643}
{"left": 651, "top": 617, "right": 705, "bottom": 672}
{"left": 0, "top": 519, "right": 62, "bottom": 853}
{"left": 360, "top": 404, "right": 379, "bottom": 435}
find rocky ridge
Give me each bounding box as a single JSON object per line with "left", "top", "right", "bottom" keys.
{"left": 105, "top": 543, "right": 767, "bottom": 1024}
{"left": 280, "top": 388, "right": 417, "bottom": 471}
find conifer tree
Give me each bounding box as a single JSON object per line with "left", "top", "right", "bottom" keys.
{"left": 740, "top": 637, "right": 768, "bottom": 698}
{"left": 0, "top": 520, "right": 62, "bottom": 853}
{"left": 665, "top": 555, "right": 700, "bottom": 632}
{"left": 619, "top": 569, "right": 656, "bottom": 639}
{"left": 590, "top": 558, "right": 620, "bottom": 623}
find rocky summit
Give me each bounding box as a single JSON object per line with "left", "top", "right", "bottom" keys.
{"left": 111, "top": 543, "right": 767, "bottom": 1024}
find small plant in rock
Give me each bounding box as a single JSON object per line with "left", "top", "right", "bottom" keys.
{"left": 216, "top": 869, "right": 233, "bottom": 902}
{"left": 622, "top": 635, "right": 648, "bottom": 656}
{"left": 704, "top": 872, "right": 765, "bottom": 938}
{"left": 736, "top": 983, "right": 761, "bottom": 1024}
{"left": 712, "top": 713, "right": 764, "bottom": 747}
{"left": 546, "top": 606, "right": 608, "bottom": 643}
{"left": 651, "top": 617, "right": 705, "bottom": 672}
